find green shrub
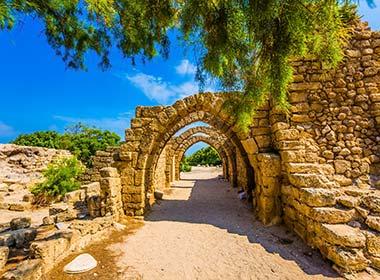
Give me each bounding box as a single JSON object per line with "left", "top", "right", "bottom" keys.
{"left": 31, "top": 157, "right": 84, "bottom": 204}
{"left": 12, "top": 123, "right": 121, "bottom": 167}
{"left": 187, "top": 146, "right": 222, "bottom": 166}
{"left": 180, "top": 156, "right": 192, "bottom": 172}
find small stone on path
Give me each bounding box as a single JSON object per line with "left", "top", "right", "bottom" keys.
{"left": 64, "top": 253, "right": 97, "bottom": 274}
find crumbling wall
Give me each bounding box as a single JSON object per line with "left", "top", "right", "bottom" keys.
{"left": 0, "top": 144, "right": 71, "bottom": 188}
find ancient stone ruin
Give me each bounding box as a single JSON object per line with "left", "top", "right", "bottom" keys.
{"left": 106, "top": 22, "right": 379, "bottom": 274}
{"left": 0, "top": 22, "right": 379, "bottom": 278}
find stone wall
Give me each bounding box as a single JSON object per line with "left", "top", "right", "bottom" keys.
{"left": 0, "top": 144, "right": 72, "bottom": 211}
{"left": 154, "top": 145, "right": 168, "bottom": 192}
{"left": 275, "top": 22, "right": 380, "bottom": 273}
{"left": 80, "top": 146, "right": 120, "bottom": 184}
{"left": 55, "top": 21, "right": 379, "bottom": 276}
{"left": 0, "top": 144, "right": 71, "bottom": 188}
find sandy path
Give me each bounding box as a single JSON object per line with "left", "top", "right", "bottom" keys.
{"left": 110, "top": 167, "right": 340, "bottom": 280}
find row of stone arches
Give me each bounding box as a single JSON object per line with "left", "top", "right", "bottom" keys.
{"left": 92, "top": 23, "right": 380, "bottom": 274}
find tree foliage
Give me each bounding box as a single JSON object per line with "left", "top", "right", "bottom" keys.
{"left": 31, "top": 156, "right": 84, "bottom": 205}
{"left": 180, "top": 156, "right": 192, "bottom": 172}
{"left": 1, "top": 1, "right": 363, "bottom": 130}
{"left": 12, "top": 123, "right": 121, "bottom": 166}
{"left": 186, "top": 146, "right": 222, "bottom": 166}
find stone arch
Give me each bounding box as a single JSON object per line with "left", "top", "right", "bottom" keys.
{"left": 143, "top": 106, "right": 255, "bottom": 196}
{"left": 168, "top": 126, "right": 237, "bottom": 185}
{"left": 173, "top": 134, "right": 234, "bottom": 182}
{"left": 119, "top": 92, "right": 272, "bottom": 217}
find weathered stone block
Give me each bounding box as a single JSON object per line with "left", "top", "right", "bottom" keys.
{"left": 257, "top": 153, "right": 281, "bottom": 176}
{"left": 241, "top": 138, "right": 258, "bottom": 154}
{"left": 309, "top": 207, "right": 355, "bottom": 223}
{"left": 280, "top": 150, "right": 305, "bottom": 163}
{"left": 286, "top": 163, "right": 335, "bottom": 175}
{"left": 299, "top": 188, "right": 337, "bottom": 207}
{"left": 0, "top": 246, "right": 9, "bottom": 270}
{"left": 288, "top": 173, "right": 332, "bottom": 189}
{"left": 30, "top": 231, "right": 72, "bottom": 262}
{"left": 365, "top": 231, "right": 380, "bottom": 257}
{"left": 275, "top": 129, "right": 299, "bottom": 141}
{"left": 334, "top": 160, "right": 351, "bottom": 174}
{"left": 366, "top": 216, "right": 380, "bottom": 231}
{"left": 361, "top": 194, "right": 380, "bottom": 213}
{"left": 337, "top": 196, "right": 359, "bottom": 208}
{"left": 100, "top": 167, "right": 119, "bottom": 178}
{"left": 10, "top": 217, "right": 31, "bottom": 230}
{"left": 319, "top": 224, "right": 365, "bottom": 247}
{"left": 325, "top": 246, "right": 369, "bottom": 271}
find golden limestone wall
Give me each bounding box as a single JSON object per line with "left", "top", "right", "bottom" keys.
{"left": 154, "top": 145, "right": 168, "bottom": 192}
{"left": 276, "top": 23, "right": 380, "bottom": 273}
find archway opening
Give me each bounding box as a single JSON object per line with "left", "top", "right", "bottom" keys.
{"left": 181, "top": 141, "right": 223, "bottom": 177}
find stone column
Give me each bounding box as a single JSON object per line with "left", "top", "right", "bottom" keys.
{"left": 253, "top": 153, "right": 282, "bottom": 225}
{"left": 99, "top": 167, "right": 123, "bottom": 220}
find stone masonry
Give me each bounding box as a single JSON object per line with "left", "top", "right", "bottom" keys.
{"left": 87, "top": 21, "right": 379, "bottom": 274}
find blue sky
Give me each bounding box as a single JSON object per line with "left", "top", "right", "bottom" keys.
{"left": 0, "top": 2, "right": 379, "bottom": 155}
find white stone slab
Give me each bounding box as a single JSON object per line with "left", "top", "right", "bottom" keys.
{"left": 64, "top": 253, "right": 97, "bottom": 274}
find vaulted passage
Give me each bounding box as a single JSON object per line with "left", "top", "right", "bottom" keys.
{"left": 111, "top": 167, "right": 338, "bottom": 280}
{"left": 87, "top": 24, "right": 380, "bottom": 275}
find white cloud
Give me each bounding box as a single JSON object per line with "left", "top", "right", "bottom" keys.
{"left": 127, "top": 73, "right": 176, "bottom": 104}
{"left": 175, "top": 59, "right": 197, "bottom": 76}
{"left": 127, "top": 73, "right": 203, "bottom": 104}
{"left": 54, "top": 113, "right": 132, "bottom": 139}
{"left": 0, "top": 121, "right": 15, "bottom": 136}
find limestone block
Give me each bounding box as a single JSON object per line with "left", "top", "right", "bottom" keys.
{"left": 337, "top": 196, "right": 359, "bottom": 208}
{"left": 288, "top": 173, "right": 332, "bottom": 189}
{"left": 366, "top": 216, "right": 380, "bottom": 232}
{"left": 8, "top": 202, "right": 30, "bottom": 211}
{"left": 0, "top": 246, "right": 9, "bottom": 270}
{"left": 30, "top": 231, "right": 72, "bottom": 262}
{"left": 257, "top": 153, "right": 281, "bottom": 176}
{"left": 271, "top": 122, "right": 289, "bottom": 132}
{"left": 275, "top": 129, "right": 299, "bottom": 141}
{"left": 365, "top": 231, "right": 380, "bottom": 257}
{"left": 367, "top": 255, "right": 380, "bottom": 271}
{"left": 281, "top": 185, "right": 300, "bottom": 199}
{"left": 54, "top": 209, "right": 78, "bottom": 223}
{"left": 309, "top": 207, "right": 355, "bottom": 223}
{"left": 280, "top": 150, "right": 305, "bottom": 163}
{"left": 319, "top": 224, "right": 366, "bottom": 247}
{"left": 49, "top": 204, "right": 69, "bottom": 216}
{"left": 254, "top": 135, "right": 271, "bottom": 148}
{"left": 1, "top": 259, "right": 43, "bottom": 280}
{"left": 100, "top": 167, "right": 119, "bottom": 178}
{"left": 325, "top": 246, "right": 369, "bottom": 271}
{"left": 10, "top": 217, "right": 31, "bottom": 230}
{"left": 42, "top": 216, "right": 55, "bottom": 226}
{"left": 289, "top": 82, "right": 321, "bottom": 91}
{"left": 361, "top": 194, "right": 380, "bottom": 213}
{"left": 82, "top": 182, "right": 101, "bottom": 198}
{"left": 334, "top": 160, "right": 352, "bottom": 174}
{"left": 276, "top": 140, "right": 304, "bottom": 150}
{"left": 286, "top": 163, "right": 335, "bottom": 175}
{"left": 240, "top": 138, "right": 258, "bottom": 154}
{"left": 298, "top": 188, "right": 337, "bottom": 207}
{"left": 64, "top": 190, "right": 84, "bottom": 203}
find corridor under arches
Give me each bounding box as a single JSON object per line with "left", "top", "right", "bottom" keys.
{"left": 107, "top": 167, "right": 338, "bottom": 280}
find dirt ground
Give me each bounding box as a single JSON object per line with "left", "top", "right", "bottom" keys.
{"left": 47, "top": 167, "right": 357, "bottom": 280}
{"left": 108, "top": 167, "right": 344, "bottom": 280}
